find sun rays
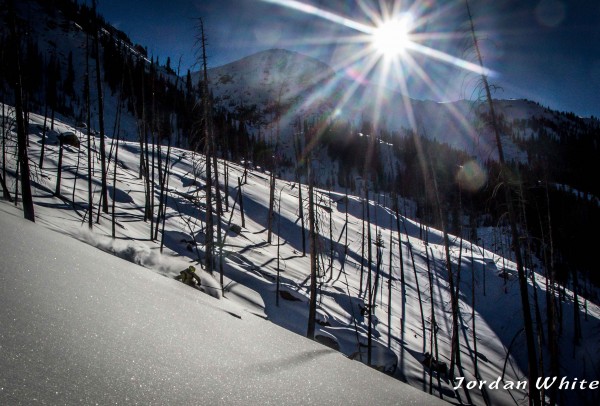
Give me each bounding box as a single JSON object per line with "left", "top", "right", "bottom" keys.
{"left": 258, "top": 0, "right": 494, "bottom": 149}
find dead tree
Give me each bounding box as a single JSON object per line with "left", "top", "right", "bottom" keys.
{"left": 541, "top": 180, "right": 559, "bottom": 406}
{"left": 359, "top": 196, "right": 366, "bottom": 296}
{"left": 159, "top": 140, "right": 172, "bottom": 253}
{"left": 402, "top": 213, "right": 426, "bottom": 347}
{"left": 429, "top": 159, "right": 461, "bottom": 378}
{"left": 393, "top": 194, "right": 406, "bottom": 299}
{"left": 306, "top": 155, "right": 318, "bottom": 339}
{"left": 8, "top": 0, "right": 34, "bottom": 222}
{"left": 154, "top": 130, "right": 166, "bottom": 241}
{"left": 150, "top": 66, "right": 158, "bottom": 240}
{"left": 111, "top": 135, "right": 120, "bottom": 239}
{"left": 298, "top": 180, "right": 306, "bottom": 256}
{"left": 425, "top": 246, "right": 440, "bottom": 396}
{"left": 365, "top": 187, "right": 374, "bottom": 366}
{"left": 85, "top": 33, "right": 93, "bottom": 230}
{"left": 470, "top": 241, "right": 478, "bottom": 378}
{"left": 465, "top": 1, "right": 540, "bottom": 403}
{"left": 0, "top": 100, "right": 11, "bottom": 200}
{"left": 224, "top": 160, "right": 229, "bottom": 211}
{"left": 387, "top": 212, "right": 393, "bottom": 349}
{"left": 198, "top": 19, "right": 214, "bottom": 274}
{"left": 267, "top": 170, "right": 275, "bottom": 243}
{"left": 92, "top": 0, "right": 108, "bottom": 215}
{"left": 212, "top": 151, "right": 224, "bottom": 285}
{"left": 2, "top": 103, "right": 11, "bottom": 201}
{"left": 54, "top": 137, "right": 64, "bottom": 196}
{"left": 38, "top": 97, "right": 48, "bottom": 169}
{"left": 111, "top": 90, "right": 124, "bottom": 239}
{"left": 237, "top": 177, "right": 245, "bottom": 228}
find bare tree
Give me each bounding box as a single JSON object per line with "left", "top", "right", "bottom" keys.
{"left": 465, "top": 1, "right": 540, "bottom": 404}
{"left": 237, "top": 177, "right": 245, "bottom": 228}
{"left": 111, "top": 88, "right": 124, "bottom": 239}
{"left": 365, "top": 187, "right": 374, "bottom": 366}
{"left": 1, "top": 105, "right": 13, "bottom": 202}
{"left": 297, "top": 179, "right": 306, "bottom": 256}
{"left": 267, "top": 170, "right": 275, "bottom": 243}
{"left": 111, "top": 135, "right": 120, "bottom": 239}
{"left": 306, "top": 154, "right": 318, "bottom": 339}
{"left": 85, "top": 33, "right": 93, "bottom": 230}
{"left": 429, "top": 158, "right": 461, "bottom": 377}
{"left": 92, "top": 0, "right": 108, "bottom": 215}
{"left": 8, "top": 0, "right": 34, "bottom": 221}
{"left": 0, "top": 171, "right": 11, "bottom": 201}
{"left": 159, "top": 139, "right": 172, "bottom": 253}
{"left": 54, "top": 137, "right": 64, "bottom": 196}
{"left": 198, "top": 19, "right": 214, "bottom": 274}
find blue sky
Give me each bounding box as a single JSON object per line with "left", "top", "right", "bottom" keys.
{"left": 94, "top": 0, "right": 600, "bottom": 117}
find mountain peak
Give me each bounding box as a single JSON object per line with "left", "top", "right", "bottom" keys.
{"left": 205, "top": 47, "right": 336, "bottom": 119}
{"left": 210, "top": 48, "right": 333, "bottom": 76}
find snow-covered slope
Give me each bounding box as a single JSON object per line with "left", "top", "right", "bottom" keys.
{"left": 2, "top": 106, "right": 599, "bottom": 405}
{"left": 0, "top": 204, "right": 446, "bottom": 405}
{"left": 208, "top": 48, "right": 335, "bottom": 115}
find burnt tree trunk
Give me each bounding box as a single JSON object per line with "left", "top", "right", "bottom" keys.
{"left": 92, "top": 0, "right": 108, "bottom": 215}
{"left": 9, "top": 1, "right": 34, "bottom": 222}
{"left": 465, "top": 2, "right": 539, "bottom": 403}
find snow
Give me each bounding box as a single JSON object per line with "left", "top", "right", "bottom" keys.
{"left": 0, "top": 204, "right": 447, "bottom": 405}
{"left": 2, "top": 106, "right": 599, "bottom": 405}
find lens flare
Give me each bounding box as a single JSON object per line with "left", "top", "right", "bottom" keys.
{"left": 456, "top": 161, "right": 487, "bottom": 192}
{"left": 257, "top": 0, "right": 496, "bottom": 167}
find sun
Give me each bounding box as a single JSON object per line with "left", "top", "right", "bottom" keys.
{"left": 371, "top": 17, "right": 411, "bottom": 58}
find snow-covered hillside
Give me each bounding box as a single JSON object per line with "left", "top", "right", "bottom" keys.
{"left": 0, "top": 0, "right": 142, "bottom": 140}
{"left": 208, "top": 48, "right": 335, "bottom": 116}
{"left": 1, "top": 106, "right": 599, "bottom": 405}
{"left": 0, "top": 203, "right": 448, "bottom": 406}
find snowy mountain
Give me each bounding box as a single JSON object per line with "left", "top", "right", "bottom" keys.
{"left": 208, "top": 48, "right": 335, "bottom": 118}
{"left": 1, "top": 106, "right": 599, "bottom": 405}
{"left": 204, "top": 48, "right": 594, "bottom": 165}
